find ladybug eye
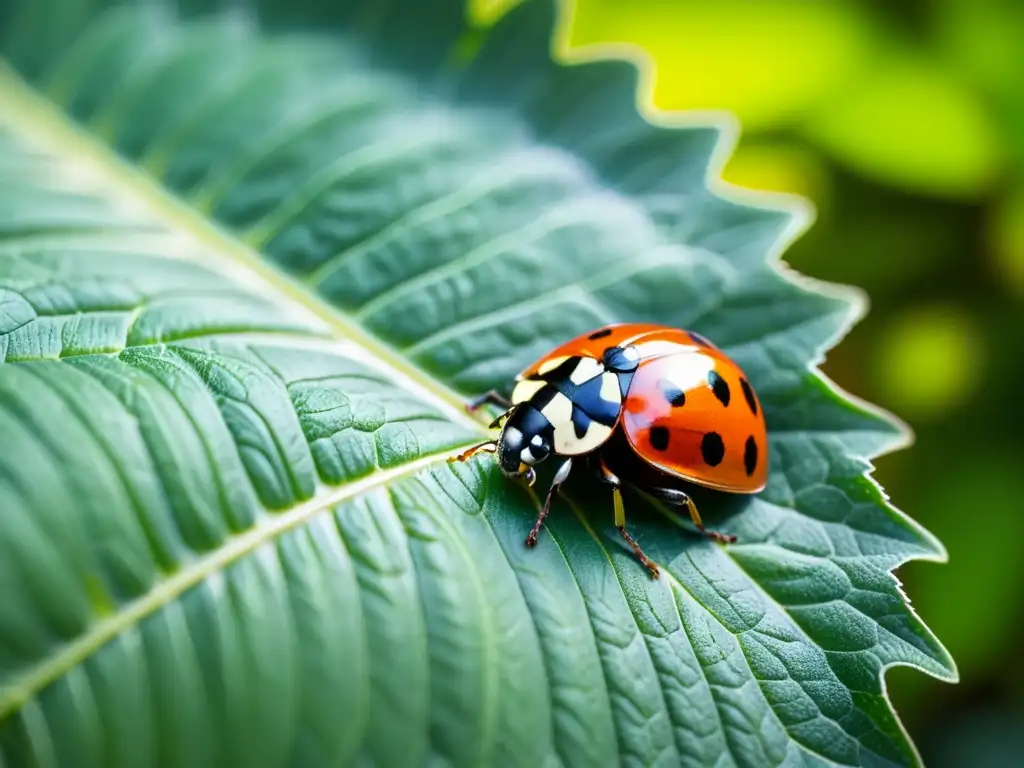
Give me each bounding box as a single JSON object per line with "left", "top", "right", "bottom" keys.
{"left": 527, "top": 434, "right": 550, "bottom": 462}
{"left": 497, "top": 426, "right": 526, "bottom": 475}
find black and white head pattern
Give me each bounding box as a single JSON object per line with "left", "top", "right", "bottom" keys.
{"left": 511, "top": 353, "right": 628, "bottom": 457}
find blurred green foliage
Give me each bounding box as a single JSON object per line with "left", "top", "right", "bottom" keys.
{"left": 566, "top": 0, "right": 1014, "bottom": 199}
{"left": 473, "top": 0, "right": 1023, "bottom": 762}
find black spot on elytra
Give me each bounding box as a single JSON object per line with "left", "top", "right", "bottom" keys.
{"left": 588, "top": 327, "right": 613, "bottom": 340}
{"left": 740, "top": 378, "right": 758, "bottom": 416}
{"left": 744, "top": 435, "right": 758, "bottom": 476}
{"left": 688, "top": 331, "right": 712, "bottom": 347}
{"left": 657, "top": 378, "right": 686, "bottom": 407}
{"left": 708, "top": 370, "right": 731, "bottom": 407}
{"left": 701, "top": 432, "right": 725, "bottom": 466}
{"left": 649, "top": 426, "right": 670, "bottom": 451}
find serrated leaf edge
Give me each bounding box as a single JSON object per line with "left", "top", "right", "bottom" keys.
{"left": 544, "top": 2, "right": 959, "bottom": 765}
{"left": 0, "top": 6, "right": 958, "bottom": 764}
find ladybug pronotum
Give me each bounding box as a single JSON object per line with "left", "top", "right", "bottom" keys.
{"left": 451, "top": 323, "right": 768, "bottom": 578}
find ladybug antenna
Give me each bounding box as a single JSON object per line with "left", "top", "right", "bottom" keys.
{"left": 449, "top": 440, "right": 497, "bottom": 465}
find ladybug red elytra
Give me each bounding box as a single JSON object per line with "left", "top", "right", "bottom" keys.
{"left": 451, "top": 323, "right": 768, "bottom": 578}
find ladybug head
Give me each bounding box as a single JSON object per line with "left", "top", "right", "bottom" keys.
{"left": 496, "top": 404, "right": 553, "bottom": 485}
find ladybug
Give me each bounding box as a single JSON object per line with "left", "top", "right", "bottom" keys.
{"left": 451, "top": 323, "right": 768, "bottom": 578}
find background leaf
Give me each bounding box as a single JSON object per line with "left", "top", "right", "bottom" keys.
{"left": 567, "top": 0, "right": 878, "bottom": 132}
{"left": 799, "top": 48, "right": 1005, "bottom": 200}
{"left": 0, "top": 1, "right": 955, "bottom": 766}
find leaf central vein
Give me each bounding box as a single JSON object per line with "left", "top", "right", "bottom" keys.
{"left": 0, "top": 447, "right": 470, "bottom": 723}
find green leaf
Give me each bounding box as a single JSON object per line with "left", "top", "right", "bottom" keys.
{"left": 0, "top": 1, "right": 955, "bottom": 766}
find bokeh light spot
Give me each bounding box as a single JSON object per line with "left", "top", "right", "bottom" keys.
{"left": 873, "top": 305, "right": 984, "bottom": 420}
{"left": 988, "top": 186, "right": 1024, "bottom": 297}
{"left": 801, "top": 51, "right": 1006, "bottom": 199}
{"left": 568, "top": 0, "right": 876, "bottom": 131}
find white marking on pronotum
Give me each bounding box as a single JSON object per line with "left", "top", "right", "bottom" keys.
{"left": 552, "top": 419, "right": 612, "bottom": 455}
{"left": 568, "top": 356, "right": 603, "bottom": 385}
{"left": 511, "top": 377, "right": 545, "bottom": 404}
{"left": 539, "top": 391, "right": 573, "bottom": 426}
{"left": 537, "top": 355, "right": 570, "bottom": 375}
{"left": 599, "top": 371, "right": 621, "bottom": 406}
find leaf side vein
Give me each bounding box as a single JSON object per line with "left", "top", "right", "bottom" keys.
{"left": 0, "top": 447, "right": 467, "bottom": 722}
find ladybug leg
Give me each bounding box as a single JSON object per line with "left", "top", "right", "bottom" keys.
{"left": 525, "top": 458, "right": 572, "bottom": 548}
{"left": 466, "top": 389, "right": 512, "bottom": 414}
{"left": 597, "top": 457, "right": 660, "bottom": 578}
{"left": 466, "top": 390, "right": 515, "bottom": 429}
{"left": 467, "top": 389, "right": 512, "bottom": 411}
{"left": 612, "top": 487, "right": 661, "bottom": 579}
{"left": 645, "top": 486, "right": 737, "bottom": 544}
